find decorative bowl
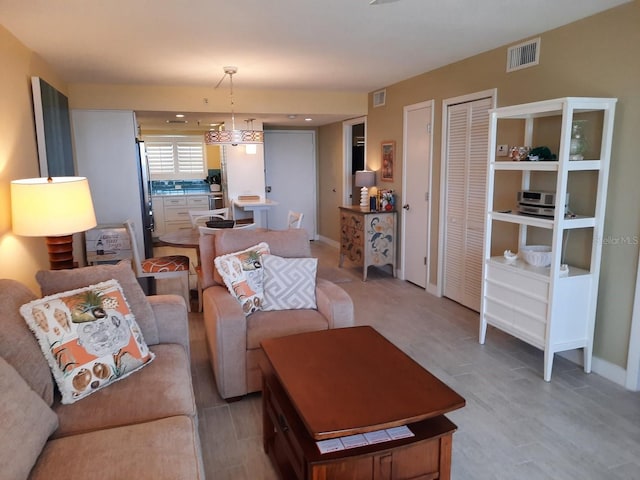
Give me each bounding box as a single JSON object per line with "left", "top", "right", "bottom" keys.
{"left": 206, "top": 219, "right": 235, "bottom": 229}
{"left": 520, "top": 245, "right": 552, "bottom": 267}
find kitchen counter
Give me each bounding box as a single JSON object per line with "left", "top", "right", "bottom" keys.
{"left": 233, "top": 198, "right": 277, "bottom": 228}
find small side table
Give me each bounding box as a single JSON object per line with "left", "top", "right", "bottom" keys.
{"left": 338, "top": 206, "right": 396, "bottom": 281}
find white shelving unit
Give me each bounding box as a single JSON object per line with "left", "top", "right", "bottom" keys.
{"left": 479, "top": 97, "right": 617, "bottom": 381}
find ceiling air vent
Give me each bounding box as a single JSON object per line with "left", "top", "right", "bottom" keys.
{"left": 373, "top": 89, "right": 386, "bottom": 108}
{"left": 506, "top": 37, "right": 540, "bottom": 72}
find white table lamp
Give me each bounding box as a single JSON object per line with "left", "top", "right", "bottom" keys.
{"left": 355, "top": 170, "right": 376, "bottom": 208}
{"left": 11, "top": 176, "right": 97, "bottom": 270}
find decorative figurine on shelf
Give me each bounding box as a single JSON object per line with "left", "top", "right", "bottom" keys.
{"left": 509, "top": 146, "right": 531, "bottom": 161}
{"left": 528, "top": 146, "right": 556, "bottom": 161}
{"left": 379, "top": 190, "right": 395, "bottom": 211}
{"left": 569, "top": 120, "right": 588, "bottom": 161}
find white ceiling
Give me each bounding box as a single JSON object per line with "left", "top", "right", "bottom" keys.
{"left": 1, "top": 0, "right": 629, "bottom": 127}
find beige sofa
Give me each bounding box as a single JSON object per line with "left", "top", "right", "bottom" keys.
{"left": 199, "top": 228, "right": 354, "bottom": 399}
{"left": 0, "top": 262, "right": 204, "bottom": 480}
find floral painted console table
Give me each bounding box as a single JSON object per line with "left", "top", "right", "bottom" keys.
{"left": 339, "top": 206, "right": 396, "bottom": 281}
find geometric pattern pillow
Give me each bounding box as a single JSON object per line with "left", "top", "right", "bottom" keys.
{"left": 19, "top": 279, "right": 154, "bottom": 404}
{"left": 214, "top": 242, "right": 270, "bottom": 316}
{"left": 262, "top": 255, "right": 318, "bottom": 311}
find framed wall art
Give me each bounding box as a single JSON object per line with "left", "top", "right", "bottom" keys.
{"left": 381, "top": 140, "right": 395, "bottom": 182}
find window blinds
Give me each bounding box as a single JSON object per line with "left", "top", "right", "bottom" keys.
{"left": 145, "top": 135, "right": 206, "bottom": 179}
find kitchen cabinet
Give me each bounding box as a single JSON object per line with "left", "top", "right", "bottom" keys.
{"left": 152, "top": 195, "right": 209, "bottom": 237}
{"left": 479, "top": 97, "right": 617, "bottom": 381}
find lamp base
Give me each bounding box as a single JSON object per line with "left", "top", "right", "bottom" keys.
{"left": 360, "top": 186, "right": 369, "bottom": 208}
{"left": 46, "top": 235, "right": 75, "bottom": 270}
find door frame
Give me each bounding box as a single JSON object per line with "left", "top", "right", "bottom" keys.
{"left": 437, "top": 88, "right": 496, "bottom": 297}
{"left": 342, "top": 116, "right": 368, "bottom": 205}
{"left": 400, "top": 100, "right": 434, "bottom": 290}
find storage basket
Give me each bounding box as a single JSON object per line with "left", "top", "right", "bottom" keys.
{"left": 520, "top": 245, "right": 552, "bottom": 267}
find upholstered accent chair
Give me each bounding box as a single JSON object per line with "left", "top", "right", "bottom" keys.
{"left": 199, "top": 228, "right": 354, "bottom": 399}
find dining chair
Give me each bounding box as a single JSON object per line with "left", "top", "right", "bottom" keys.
{"left": 124, "top": 219, "right": 191, "bottom": 311}
{"left": 287, "top": 210, "right": 304, "bottom": 229}
{"left": 189, "top": 208, "right": 230, "bottom": 227}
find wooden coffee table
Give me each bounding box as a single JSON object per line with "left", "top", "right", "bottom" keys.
{"left": 261, "top": 326, "right": 465, "bottom": 480}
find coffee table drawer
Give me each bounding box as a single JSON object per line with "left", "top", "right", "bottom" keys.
{"left": 264, "top": 376, "right": 305, "bottom": 479}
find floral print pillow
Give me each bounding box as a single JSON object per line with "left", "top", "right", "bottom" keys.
{"left": 214, "top": 242, "right": 270, "bottom": 315}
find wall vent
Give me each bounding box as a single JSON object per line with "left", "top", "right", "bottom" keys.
{"left": 373, "top": 89, "right": 386, "bottom": 107}
{"left": 506, "top": 37, "right": 540, "bottom": 72}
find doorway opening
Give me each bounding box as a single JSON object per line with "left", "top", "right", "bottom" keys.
{"left": 342, "top": 117, "right": 367, "bottom": 206}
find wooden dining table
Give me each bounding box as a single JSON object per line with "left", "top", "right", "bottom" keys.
{"left": 158, "top": 228, "right": 200, "bottom": 250}
{"left": 157, "top": 225, "right": 266, "bottom": 265}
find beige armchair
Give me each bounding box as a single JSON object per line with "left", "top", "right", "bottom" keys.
{"left": 199, "top": 228, "right": 354, "bottom": 399}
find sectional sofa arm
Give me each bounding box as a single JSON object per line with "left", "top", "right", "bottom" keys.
{"left": 202, "top": 285, "right": 249, "bottom": 399}
{"left": 147, "top": 294, "right": 190, "bottom": 357}
{"left": 315, "top": 278, "right": 354, "bottom": 329}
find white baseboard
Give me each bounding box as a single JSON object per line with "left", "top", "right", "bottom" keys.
{"left": 427, "top": 282, "right": 439, "bottom": 297}
{"left": 317, "top": 235, "right": 339, "bottom": 249}
{"left": 558, "top": 350, "right": 628, "bottom": 388}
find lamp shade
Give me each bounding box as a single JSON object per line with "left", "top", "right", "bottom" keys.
{"left": 11, "top": 177, "right": 97, "bottom": 237}
{"left": 355, "top": 170, "right": 376, "bottom": 188}
{"left": 204, "top": 129, "right": 264, "bottom": 146}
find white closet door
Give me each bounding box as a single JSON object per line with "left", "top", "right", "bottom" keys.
{"left": 443, "top": 97, "right": 491, "bottom": 311}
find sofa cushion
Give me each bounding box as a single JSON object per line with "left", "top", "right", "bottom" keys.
{"left": 214, "top": 242, "right": 270, "bottom": 315}
{"left": 262, "top": 255, "right": 318, "bottom": 311}
{"left": 29, "top": 415, "right": 204, "bottom": 480}
{"left": 20, "top": 279, "right": 154, "bottom": 404}
{"left": 0, "top": 357, "right": 58, "bottom": 480}
{"left": 247, "top": 309, "right": 328, "bottom": 350}
{"left": 53, "top": 343, "right": 195, "bottom": 438}
{"left": 36, "top": 261, "right": 160, "bottom": 345}
{"left": 0, "top": 279, "right": 55, "bottom": 405}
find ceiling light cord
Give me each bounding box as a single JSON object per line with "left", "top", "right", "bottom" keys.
{"left": 204, "top": 66, "right": 264, "bottom": 147}
{"left": 228, "top": 70, "right": 236, "bottom": 131}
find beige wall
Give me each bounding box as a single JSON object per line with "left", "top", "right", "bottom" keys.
{"left": 360, "top": 1, "right": 640, "bottom": 368}
{"left": 68, "top": 83, "right": 367, "bottom": 118}
{"left": 0, "top": 25, "right": 69, "bottom": 292}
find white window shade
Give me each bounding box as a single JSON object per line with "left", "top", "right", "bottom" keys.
{"left": 144, "top": 135, "right": 206, "bottom": 179}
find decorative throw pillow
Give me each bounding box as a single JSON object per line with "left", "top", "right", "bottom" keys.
{"left": 0, "top": 356, "right": 58, "bottom": 480}
{"left": 36, "top": 261, "right": 159, "bottom": 345}
{"left": 19, "top": 279, "right": 154, "bottom": 404}
{"left": 214, "top": 242, "right": 270, "bottom": 315}
{"left": 262, "top": 255, "right": 318, "bottom": 311}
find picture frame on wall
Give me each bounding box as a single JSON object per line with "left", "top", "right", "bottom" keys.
{"left": 381, "top": 140, "right": 395, "bottom": 182}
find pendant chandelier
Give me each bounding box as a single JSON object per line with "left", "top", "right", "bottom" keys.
{"left": 204, "top": 66, "right": 264, "bottom": 146}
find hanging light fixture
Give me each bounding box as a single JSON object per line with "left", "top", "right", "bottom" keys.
{"left": 204, "top": 66, "right": 264, "bottom": 146}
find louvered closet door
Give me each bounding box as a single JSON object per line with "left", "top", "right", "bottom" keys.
{"left": 443, "top": 97, "right": 491, "bottom": 311}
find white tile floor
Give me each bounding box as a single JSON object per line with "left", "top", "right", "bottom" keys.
{"left": 189, "top": 240, "right": 640, "bottom": 480}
